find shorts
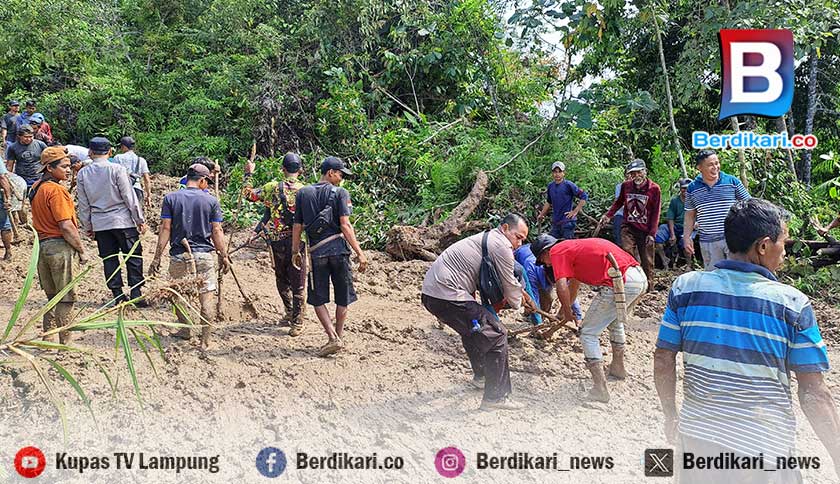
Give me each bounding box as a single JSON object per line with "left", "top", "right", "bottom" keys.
{"left": 169, "top": 251, "right": 217, "bottom": 294}
{"left": 308, "top": 254, "right": 357, "bottom": 307}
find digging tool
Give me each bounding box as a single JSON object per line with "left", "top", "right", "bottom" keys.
{"left": 227, "top": 262, "right": 258, "bottom": 319}
{"left": 180, "top": 238, "right": 198, "bottom": 276}
{"left": 512, "top": 290, "right": 579, "bottom": 338}
{"left": 591, "top": 214, "right": 608, "bottom": 238}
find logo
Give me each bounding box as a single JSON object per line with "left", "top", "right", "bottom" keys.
{"left": 255, "top": 447, "right": 286, "bottom": 478}
{"left": 14, "top": 447, "right": 46, "bottom": 478}
{"left": 435, "top": 447, "right": 466, "bottom": 478}
{"left": 718, "top": 29, "right": 793, "bottom": 119}
{"left": 644, "top": 448, "right": 674, "bottom": 477}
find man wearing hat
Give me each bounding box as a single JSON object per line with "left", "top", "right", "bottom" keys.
{"left": 536, "top": 161, "right": 588, "bottom": 240}
{"left": 532, "top": 235, "right": 646, "bottom": 402}
{"left": 6, "top": 125, "right": 48, "bottom": 189}
{"left": 654, "top": 178, "right": 691, "bottom": 268}
{"left": 149, "top": 161, "right": 230, "bottom": 347}
{"left": 113, "top": 136, "right": 151, "bottom": 209}
{"left": 1, "top": 100, "right": 21, "bottom": 147}
{"left": 291, "top": 156, "right": 368, "bottom": 357}
{"left": 77, "top": 136, "right": 147, "bottom": 305}
{"left": 29, "top": 146, "right": 89, "bottom": 343}
{"left": 28, "top": 113, "right": 53, "bottom": 145}
{"left": 244, "top": 152, "right": 308, "bottom": 335}
{"left": 600, "top": 159, "right": 660, "bottom": 289}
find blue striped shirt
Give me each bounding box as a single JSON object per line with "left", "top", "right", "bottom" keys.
{"left": 656, "top": 260, "right": 829, "bottom": 463}
{"left": 684, "top": 172, "right": 750, "bottom": 242}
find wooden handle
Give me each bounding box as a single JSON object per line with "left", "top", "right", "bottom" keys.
{"left": 180, "top": 238, "right": 193, "bottom": 257}
{"left": 606, "top": 252, "right": 620, "bottom": 270}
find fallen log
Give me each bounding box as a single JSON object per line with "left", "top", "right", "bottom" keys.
{"left": 385, "top": 170, "right": 489, "bottom": 261}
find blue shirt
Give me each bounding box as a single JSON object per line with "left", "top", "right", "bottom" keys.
{"left": 657, "top": 260, "right": 829, "bottom": 464}
{"left": 161, "top": 188, "right": 224, "bottom": 256}
{"left": 546, "top": 180, "right": 588, "bottom": 225}
{"left": 514, "top": 244, "right": 582, "bottom": 322}
{"left": 685, "top": 172, "right": 750, "bottom": 242}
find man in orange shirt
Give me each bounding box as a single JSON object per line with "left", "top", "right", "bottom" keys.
{"left": 29, "top": 146, "right": 89, "bottom": 344}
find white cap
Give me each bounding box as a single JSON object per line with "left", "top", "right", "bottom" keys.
{"left": 551, "top": 161, "right": 566, "bottom": 172}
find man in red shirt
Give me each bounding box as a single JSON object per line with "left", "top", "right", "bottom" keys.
{"left": 600, "top": 159, "right": 660, "bottom": 289}
{"left": 532, "top": 235, "right": 648, "bottom": 403}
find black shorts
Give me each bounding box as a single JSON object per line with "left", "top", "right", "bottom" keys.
{"left": 307, "top": 255, "right": 357, "bottom": 307}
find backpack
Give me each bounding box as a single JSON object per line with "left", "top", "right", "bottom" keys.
{"left": 304, "top": 186, "right": 339, "bottom": 239}
{"left": 478, "top": 230, "right": 505, "bottom": 306}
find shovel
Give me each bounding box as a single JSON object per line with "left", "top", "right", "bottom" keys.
{"left": 227, "top": 261, "right": 259, "bottom": 319}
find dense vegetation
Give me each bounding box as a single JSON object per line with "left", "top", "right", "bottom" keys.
{"left": 2, "top": 0, "right": 839, "bottom": 287}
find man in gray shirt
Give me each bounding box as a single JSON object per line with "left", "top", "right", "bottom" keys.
{"left": 112, "top": 136, "right": 151, "bottom": 209}
{"left": 77, "top": 137, "right": 147, "bottom": 305}
{"left": 6, "top": 125, "right": 47, "bottom": 187}
{"left": 421, "top": 213, "right": 528, "bottom": 411}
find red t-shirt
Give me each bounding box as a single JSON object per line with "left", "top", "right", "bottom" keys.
{"left": 549, "top": 238, "right": 639, "bottom": 287}
{"left": 606, "top": 179, "right": 661, "bottom": 236}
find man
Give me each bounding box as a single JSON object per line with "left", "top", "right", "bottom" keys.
{"left": 0, "top": 160, "right": 14, "bottom": 260}
{"left": 149, "top": 163, "right": 229, "bottom": 348}
{"left": 29, "top": 146, "right": 89, "bottom": 343}
{"left": 76, "top": 137, "right": 147, "bottom": 305}
{"left": 112, "top": 136, "right": 151, "bottom": 209}
{"left": 1, "top": 100, "right": 20, "bottom": 147}
{"left": 244, "top": 152, "right": 307, "bottom": 335}
{"left": 654, "top": 178, "right": 690, "bottom": 268}
{"left": 534, "top": 235, "right": 647, "bottom": 402}
{"left": 655, "top": 199, "right": 840, "bottom": 482}
{"left": 6, "top": 125, "right": 48, "bottom": 187}
{"left": 612, "top": 170, "right": 632, "bottom": 245}
{"left": 536, "top": 161, "right": 588, "bottom": 240}
{"left": 17, "top": 100, "right": 36, "bottom": 129}
{"left": 601, "top": 159, "right": 660, "bottom": 288}
{"left": 28, "top": 113, "right": 53, "bottom": 145}
{"left": 422, "top": 214, "right": 528, "bottom": 411}
{"left": 683, "top": 149, "right": 750, "bottom": 269}
{"left": 514, "top": 241, "right": 581, "bottom": 326}
{"left": 291, "top": 156, "right": 367, "bottom": 357}
{"left": 179, "top": 157, "right": 219, "bottom": 192}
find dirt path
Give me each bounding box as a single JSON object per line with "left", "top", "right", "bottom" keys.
{"left": 1, "top": 227, "right": 839, "bottom": 483}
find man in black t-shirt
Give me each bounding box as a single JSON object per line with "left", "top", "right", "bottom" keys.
{"left": 292, "top": 156, "right": 367, "bottom": 357}
{"left": 6, "top": 125, "right": 47, "bottom": 186}
{"left": 1, "top": 100, "right": 20, "bottom": 147}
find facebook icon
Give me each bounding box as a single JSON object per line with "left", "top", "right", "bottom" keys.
{"left": 256, "top": 447, "right": 287, "bottom": 478}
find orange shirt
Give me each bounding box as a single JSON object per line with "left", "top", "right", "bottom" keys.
{"left": 31, "top": 180, "right": 78, "bottom": 240}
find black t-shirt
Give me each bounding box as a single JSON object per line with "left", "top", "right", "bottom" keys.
{"left": 294, "top": 182, "right": 352, "bottom": 257}
{"left": 1, "top": 113, "right": 18, "bottom": 142}
{"left": 161, "top": 188, "right": 224, "bottom": 256}
{"left": 7, "top": 140, "right": 47, "bottom": 182}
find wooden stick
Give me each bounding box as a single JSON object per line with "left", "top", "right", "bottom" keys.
{"left": 607, "top": 252, "right": 628, "bottom": 326}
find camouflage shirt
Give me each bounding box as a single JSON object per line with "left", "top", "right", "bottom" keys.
{"left": 247, "top": 177, "right": 304, "bottom": 241}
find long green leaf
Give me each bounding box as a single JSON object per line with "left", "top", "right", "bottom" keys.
{"left": 72, "top": 320, "right": 188, "bottom": 331}
{"left": 86, "top": 355, "right": 117, "bottom": 398}
{"left": 129, "top": 328, "right": 159, "bottom": 379}
{"left": 44, "top": 357, "right": 96, "bottom": 424}
{"left": 19, "top": 340, "right": 88, "bottom": 353}
{"left": 14, "top": 265, "right": 93, "bottom": 341}
{"left": 116, "top": 310, "right": 143, "bottom": 408}
{"left": 2, "top": 235, "right": 39, "bottom": 343}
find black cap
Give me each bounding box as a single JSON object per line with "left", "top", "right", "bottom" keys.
{"left": 25, "top": 100, "right": 36, "bottom": 107}
{"left": 320, "top": 156, "right": 353, "bottom": 176}
{"left": 8, "top": 100, "right": 19, "bottom": 106}
{"left": 282, "top": 152, "right": 302, "bottom": 173}
{"left": 626, "top": 159, "right": 646, "bottom": 173}
{"left": 88, "top": 137, "right": 111, "bottom": 154}
{"left": 531, "top": 234, "right": 559, "bottom": 265}
{"left": 120, "top": 136, "right": 135, "bottom": 148}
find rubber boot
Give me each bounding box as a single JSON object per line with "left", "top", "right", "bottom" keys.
{"left": 1, "top": 230, "right": 11, "bottom": 260}
{"left": 585, "top": 359, "right": 610, "bottom": 403}
{"left": 608, "top": 343, "right": 627, "bottom": 380}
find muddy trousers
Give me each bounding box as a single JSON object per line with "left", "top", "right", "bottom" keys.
{"left": 620, "top": 225, "right": 654, "bottom": 287}
{"left": 421, "top": 294, "right": 512, "bottom": 403}
{"left": 270, "top": 238, "right": 306, "bottom": 325}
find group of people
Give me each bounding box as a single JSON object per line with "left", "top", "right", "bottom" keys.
{"left": 421, "top": 150, "right": 840, "bottom": 482}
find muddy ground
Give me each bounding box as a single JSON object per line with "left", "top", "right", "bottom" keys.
{"left": 1, "top": 177, "right": 839, "bottom": 483}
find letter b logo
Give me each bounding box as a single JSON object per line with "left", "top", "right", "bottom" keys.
{"left": 719, "top": 29, "right": 793, "bottom": 120}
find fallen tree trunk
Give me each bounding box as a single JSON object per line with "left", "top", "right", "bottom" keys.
{"left": 385, "top": 170, "right": 489, "bottom": 261}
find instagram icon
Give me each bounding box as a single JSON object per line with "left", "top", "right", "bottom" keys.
{"left": 435, "top": 447, "right": 466, "bottom": 478}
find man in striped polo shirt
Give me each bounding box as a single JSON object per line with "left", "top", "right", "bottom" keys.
{"left": 683, "top": 149, "right": 750, "bottom": 270}
{"left": 655, "top": 199, "right": 840, "bottom": 483}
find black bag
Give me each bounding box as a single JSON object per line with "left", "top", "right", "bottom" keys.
{"left": 478, "top": 230, "right": 505, "bottom": 306}
{"left": 304, "top": 186, "right": 339, "bottom": 239}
